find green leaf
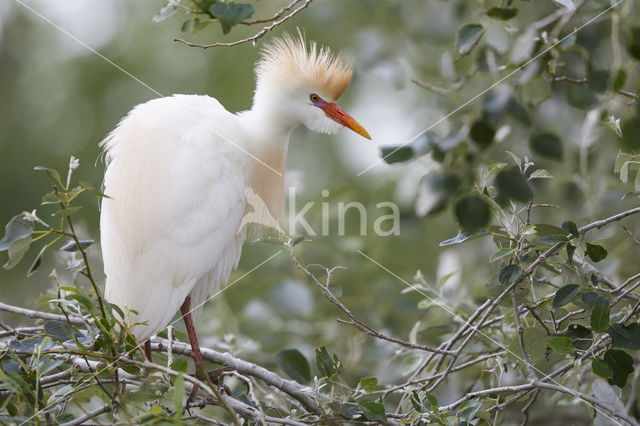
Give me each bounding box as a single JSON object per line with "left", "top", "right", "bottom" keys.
{"left": 622, "top": 115, "right": 640, "bottom": 151}
{"left": 380, "top": 146, "right": 413, "bottom": 164}
{"left": 419, "top": 172, "right": 460, "bottom": 215}
{"left": 69, "top": 293, "right": 94, "bottom": 311}
{"left": 153, "top": 3, "right": 178, "bottom": 22}
{"left": 490, "top": 247, "right": 515, "bottom": 263}
{"left": 622, "top": 190, "right": 640, "bottom": 200}
{"left": 499, "top": 264, "right": 521, "bottom": 285}
{"left": 529, "top": 169, "right": 553, "bottom": 179}
{"left": 565, "top": 324, "right": 593, "bottom": 350}
{"left": 454, "top": 24, "right": 484, "bottom": 55}
{"left": 507, "top": 326, "right": 548, "bottom": 363}
{"left": 561, "top": 221, "right": 579, "bottom": 238}
{"left": 53, "top": 206, "right": 82, "bottom": 217}
{"left": 0, "top": 215, "right": 34, "bottom": 252}
{"left": 522, "top": 77, "right": 551, "bottom": 106}
{"left": 44, "top": 320, "right": 82, "bottom": 341}
{"left": 315, "top": 346, "right": 337, "bottom": 378}
{"left": 210, "top": 3, "right": 254, "bottom": 26}
{"left": 172, "top": 373, "right": 184, "bottom": 418}
{"left": 359, "top": 401, "right": 387, "bottom": 422}
{"left": 534, "top": 223, "right": 566, "bottom": 237}
{"left": 591, "top": 304, "right": 610, "bottom": 333}
{"left": 425, "top": 391, "right": 438, "bottom": 407}
{"left": 358, "top": 376, "right": 378, "bottom": 393}
{"left": 487, "top": 7, "right": 517, "bottom": 20}
{"left": 170, "top": 358, "right": 188, "bottom": 373}
{"left": 566, "top": 84, "right": 598, "bottom": 110}
{"left": 41, "top": 191, "right": 59, "bottom": 205}
{"left": 566, "top": 243, "right": 576, "bottom": 264}
{"left": 581, "top": 292, "right": 609, "bottom": 307}
{"left": 592, "top": 358, "right": 614, "bottom": 379}
{"left": 538, "top": 234, "right": 569, "bottom": 244}
{"left": 276, "top": 349, "right": 310, "bottom": 384}
{"left": 586, "top": 243, "right": 607, "bottom": 262}
{"left": 552, "top": 284, "right": 580, "bottom": 308}
{"left": 607, "top": 323, "right": 640, "bottom": 350}
{"left": 181, "top": 18, "right": 200, "bottom": 33}
{"left": 587, "top": 68, "right": 609, "bottom": 93}
{"left": 470, "top": 120, "right": 495, "bottom": 148}
{"left": 627, "top": 26, "right": 640, "bottom": 60}
{"left": 457, "top": 400, "right": 482, "bottom": 421}
{"left": 494, "top": 167, "right": 533, "bottom": 202}
{"left": 79, "top": 181, "right": 111, "bottom": 199}
{"left": 3, "top": 236, "right": 31, "bottom": 270}
{"left": 27, "top": 244, "right": 48, "bottom": 277}
{"left": 603, "top": 349, "right": 634, "bottom": 387}
{"left": 530, "top": 132, "right": 563, "bottom": 160}
{"left": 60, "top": 240, "right": 93, "bottom": 252}
{"left": 454, "top": 195, "right": 491, "bottom": 233}
{"left": 612, "top": 68, "right": 627, "bottom": 91}
{"left": 67, "top": 186, "right": 84, "bottom": 202}
{"left": 34, "top": 166, "right": 64, "bottom": 188}
{"left": 547, "top": 336, "right": 575, "bottom": 354}
{"left": 439, "top": 229, "right": 488, "bottom": 246}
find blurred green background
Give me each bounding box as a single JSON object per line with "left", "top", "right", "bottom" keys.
{"left": 2, "top": 0, "right": 640, "bottom": 408}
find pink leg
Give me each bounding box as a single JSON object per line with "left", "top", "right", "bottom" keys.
{"left": 144, "top": 340, "right": 152, "bottom": 361}
{"left": 180, "top": 296, "right": 207, "bottom": 375}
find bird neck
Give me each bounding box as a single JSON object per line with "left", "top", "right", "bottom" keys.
{"left": 238, "top": 108, "right": 293, "bottom": 232}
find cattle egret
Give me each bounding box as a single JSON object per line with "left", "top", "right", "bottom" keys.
{"left": 99, "top": 34, "right": 370, "bottom": 376}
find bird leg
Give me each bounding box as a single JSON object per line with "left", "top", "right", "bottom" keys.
{"left": 180, "top": 296, "right": 234, "bottom": 410}
{"left": 180, "top": 296, "right": 208, "bottom": 376}
{"left": 144, "top": 340, "right": 152, "bottom": 361}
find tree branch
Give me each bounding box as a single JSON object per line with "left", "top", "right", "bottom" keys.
{"left": 174, "top": 0, "right": 314, "bottom": 49}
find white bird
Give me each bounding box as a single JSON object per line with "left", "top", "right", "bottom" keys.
{"left": 99, "top": 33, "right": 370, "bottom": 374}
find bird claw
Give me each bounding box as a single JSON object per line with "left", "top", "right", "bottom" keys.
{"left": 184, "top": 367, "right": 235, "bottom": 412}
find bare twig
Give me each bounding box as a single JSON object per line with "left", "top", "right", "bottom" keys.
{"left": 241, "top": 0, "right": 303, "bottom": 25}
{"left": 287, "top": 245, "right": 454, "bottom": 356}
{"left": 550, "top": 75, "right": 587, "bottom": 84}
{"left": 411, "top": 79, "right": 451, "bottom": 96}
{"left": 512, "top": 292, "right": 536, "bottom": 380}
{"left": 59, "top": 404, "right": 111, "bottom": 426}
{"left": 0, "top": 302, "right": 85, "bottom": 326}
{"left": 174, "top": 0, "right": 314, "bottom": 49}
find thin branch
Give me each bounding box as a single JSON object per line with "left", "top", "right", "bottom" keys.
{"left": 520, "top": 389, "right": 539, "bottom": 426}
{"left": 0, "top": 302, "right": 86, "bottom": 326}
{"left": 150, "top": 337, "right": 323, "bottom": 415}
{"left": 59, "top": 404, "right": 111, "bottom": 426}
{"left": 288, "top": 245, "right": 454, "bottom": 356}
{"left": 512, "top": 292, "right": 536, "bottom": 380}
{"left": 241, "top": 0, "right": 303, "bottom": 25}
{"left": 579, "top": 206, "right": 640, "bottom": 234}
{"left": 174, "top": 0, "right": 314, "bottom": 49}
{"left": 411, "top": 79, "right": 451, "bottom": 96}
{"left": 550, "top": 75, "right": 587, "bottom": 84}
{"left": 623, "top": 225, "right": 640, "bottom": 246}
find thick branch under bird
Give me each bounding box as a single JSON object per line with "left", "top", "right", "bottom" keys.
{"left": 99, "top": 34, "right": 370, "bottom": 375}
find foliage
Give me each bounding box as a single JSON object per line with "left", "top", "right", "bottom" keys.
{"left": 3, "top": 0, "right": 640, "bottom": 425}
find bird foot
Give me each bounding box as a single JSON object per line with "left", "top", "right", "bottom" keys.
{"left": 199, "top": 366, "right": 234, "bottom": 384}
{"left": 185, "top": 367, "right": 235, "bottom": 412}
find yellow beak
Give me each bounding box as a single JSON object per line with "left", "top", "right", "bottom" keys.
{"left": 321, "top": 102, "right": 371, "bottom": 140}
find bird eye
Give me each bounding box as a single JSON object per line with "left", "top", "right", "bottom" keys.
{"left": 309, "top": 93, "right": 320, "bottom": 103}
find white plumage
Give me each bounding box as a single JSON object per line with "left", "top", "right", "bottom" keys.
{"left": 101, "top": 95, "right": 246, "bottom": 340}
{"left": 99, "top": 34, "right": 370, "bottom": 352}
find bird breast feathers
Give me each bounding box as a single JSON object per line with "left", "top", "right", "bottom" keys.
{"left": 100, "top": 94, "right": 247, "bottom": 301}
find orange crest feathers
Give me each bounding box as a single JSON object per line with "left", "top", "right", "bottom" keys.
{"left": 256, "top": 32, "right": 353, "bottom": 101}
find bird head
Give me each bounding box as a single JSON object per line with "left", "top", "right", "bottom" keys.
{"left": 254, "top": 33, "right": 371, "bottom": 140}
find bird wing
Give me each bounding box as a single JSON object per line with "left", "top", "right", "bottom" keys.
{"left": 100, "top": 95, "right": 247, "bottom": 340}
